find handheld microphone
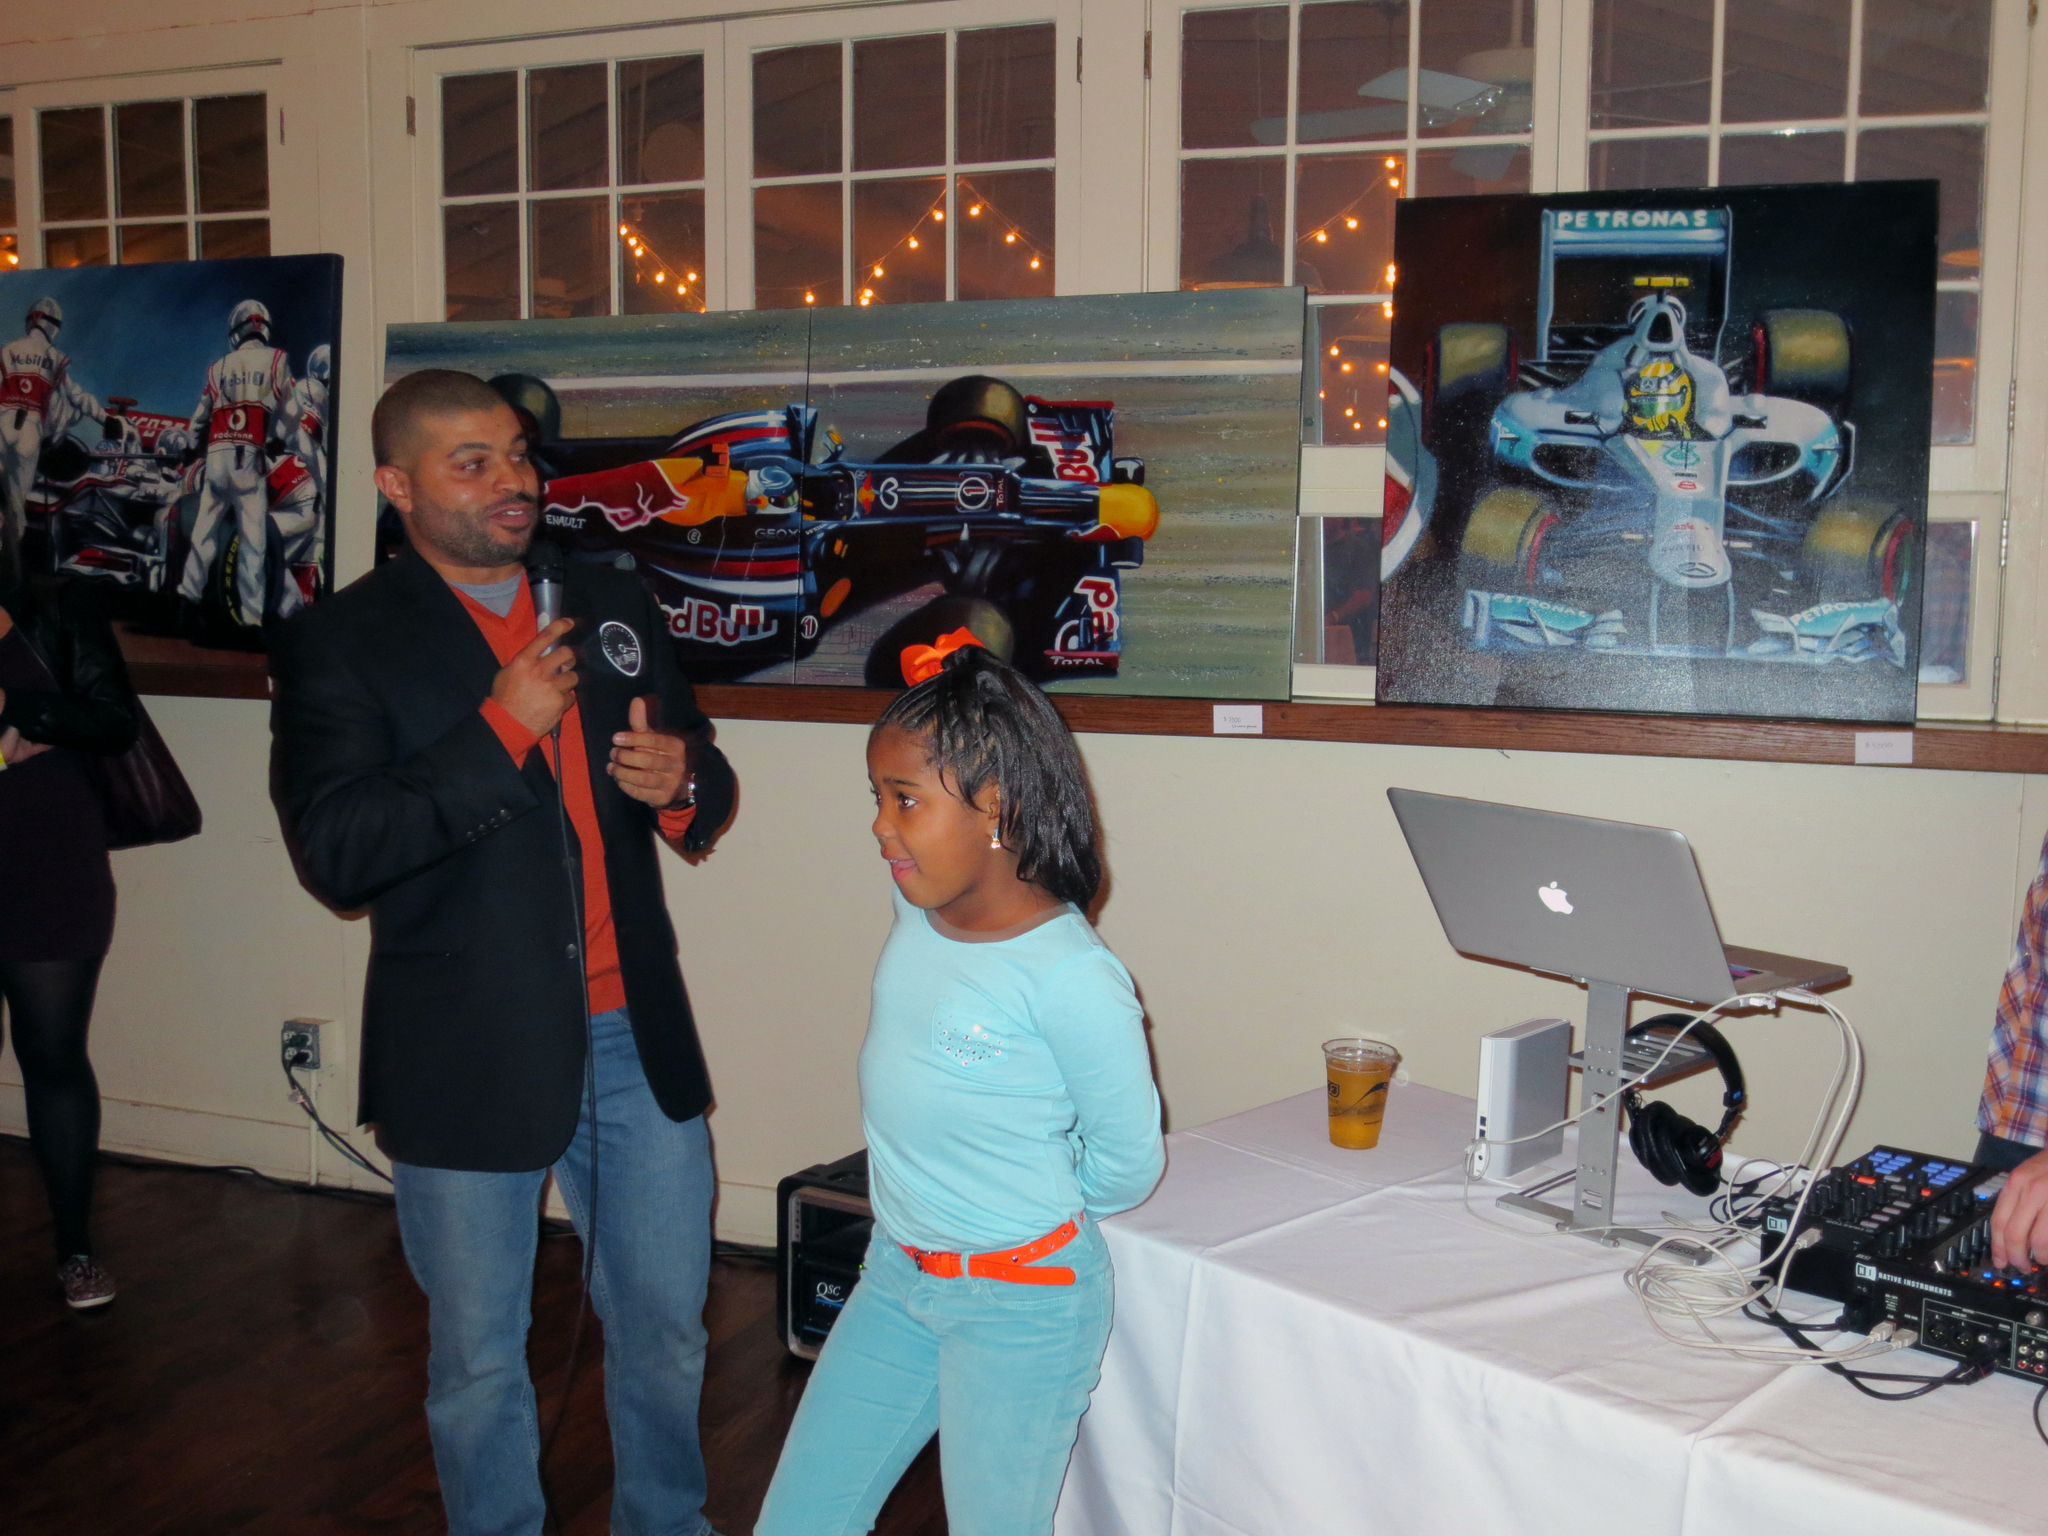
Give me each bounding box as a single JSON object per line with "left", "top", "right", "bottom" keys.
{"left": 526, "top": 538, "right": 566, "bottom": 650}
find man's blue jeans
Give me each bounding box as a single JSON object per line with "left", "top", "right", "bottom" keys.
{"left": 755, "top": 1218, "right": 1114, "bottom": 1536}
{"left": 392, "top": 1007, "right": 714, "bottom": 1536}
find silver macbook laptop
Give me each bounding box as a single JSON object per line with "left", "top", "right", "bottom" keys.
{"left": 1387, "top": 789, "right": 1847, "bottom": 1006}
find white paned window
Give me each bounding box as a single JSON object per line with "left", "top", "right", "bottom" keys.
{"left": 748, "top": 23, "right": 1059, "bottom": 309}
{"left": 34, "top": 94, "right": 270, "bottom": 267}
{"left": 1175, "top": 0, "right": 1541, "bottom": 447}
{"left": 1581, "top": 0, "right": 1993, "bottom": 446}
{"left": 434, "top": 51, "right": 713, "bottom": 321}
{"left": 1, "top": 115, "right": 18, "bottom": 273}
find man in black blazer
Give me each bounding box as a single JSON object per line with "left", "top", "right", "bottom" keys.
{"left": 271, "top": 369, "right": 734, "bottom": 1536}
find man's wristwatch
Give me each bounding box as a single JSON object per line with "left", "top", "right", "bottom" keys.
{"left": 671, "top": 773, "right": 697, "bottom": 811}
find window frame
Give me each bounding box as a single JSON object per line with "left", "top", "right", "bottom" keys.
{"left": 413, "top": 25, "right": 729, "bottom": 321}
{"left": 2, "top": 63, "right": 293, "bottom": 273}
{"left": 1914, "top": 501, "right": 2003, "bottom": 720}
{"left": 721, "top": 0, "right": 1083, "bottom": 310}
{"left": 1552, "top": 0, "right": 2030, "bottom": 497}
{"left": 1, "top": 101, "right": 19, "bottom": 273}
{"left": 1148, "top": 0, "right": 1570, "bottom": 511}
{"left": 1149, "top": 0, "right": 2023, "bottom": 713}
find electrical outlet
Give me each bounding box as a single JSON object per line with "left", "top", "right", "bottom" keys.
{"left": 281, "top": 1019, "right": 325, "bottom": 1071}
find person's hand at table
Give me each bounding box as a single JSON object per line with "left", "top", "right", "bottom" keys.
{"left": 489, "top": 617, "right": 579, "bottom": 736}
{"left": 1990, "top": 1146, "right": 2048, "bottom": 1269}
{"left": 608, "top": 696, "right": 693, "bottom": 807}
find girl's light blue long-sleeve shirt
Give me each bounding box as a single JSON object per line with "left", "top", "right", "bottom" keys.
{"left": 858, "top": 888, "right": 1166, "bottom": 1253}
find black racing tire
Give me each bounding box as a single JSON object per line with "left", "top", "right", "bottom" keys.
{"left": 1755, "top": 310, "right": 1851, "bottom": 414}
{"left": 863, "top": 595, "right": 1017, "bottom": 689}
{"left": 36, "top": 435, "right": 92, "bottom": 484}
{"left": 1431, "top": 324, "right": 1513, "bottom": 405}
{"left": 198, "top": 528, "right": 258, "bottom": 638}
{"left": 926, "top": 376, "right": 1029, "bottom": 455}
{"left": 489, "top": 373, "right": 563, "bottom": 446}
{"left": 1803, "top": 502, "right": 1914, "bottom": 605}
{"left": 1458, "top": 486, "right": 1561, "bottom": 593}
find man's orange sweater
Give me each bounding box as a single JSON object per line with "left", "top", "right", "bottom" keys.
{"left": 454, "top": 579, "right": 696, "bottom": 1016}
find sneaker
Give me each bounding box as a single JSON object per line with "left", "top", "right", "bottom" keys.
{"left": 57, "top": 1255, "right": 116, "bottom": 1310}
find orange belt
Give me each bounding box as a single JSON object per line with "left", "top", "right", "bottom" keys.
{"left": 901, "top": 1217, "right": 1081, "bottom": 1287}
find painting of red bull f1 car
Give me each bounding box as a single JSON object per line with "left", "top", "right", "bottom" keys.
{"left": 385, "top": 289, "right": 1304, "bottom": 699}
{"left": 1376, "top": 182, "right": 1937, "bottom": 724}
{"left": 517, "top": 373, "right": 1159, "bottom": 685}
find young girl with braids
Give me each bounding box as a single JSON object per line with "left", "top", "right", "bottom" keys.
{"left": 755, "top": 633, "right": 1164, "bottom": 1536}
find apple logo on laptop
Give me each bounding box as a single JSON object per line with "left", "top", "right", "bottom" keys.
{"left": 1538, "top": 881, "right": 1574, "bottom": 915}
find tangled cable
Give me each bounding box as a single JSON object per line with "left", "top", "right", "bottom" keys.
{"left": 1618, "top": 988, "right": 1900, "bottom": 1365}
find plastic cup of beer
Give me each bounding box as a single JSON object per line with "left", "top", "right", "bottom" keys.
{"left": 1324, "top": 1038, "right": 1399, "bottom": 1149}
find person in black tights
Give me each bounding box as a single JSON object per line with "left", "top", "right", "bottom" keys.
{"left": 0, "top": 526, "right": 139, "bottom": 1309}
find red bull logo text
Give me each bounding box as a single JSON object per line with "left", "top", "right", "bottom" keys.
{"left": 1049, "top": 575, "right": 1120, "bottom": 661}
{"left": 659, "top": 595, "right": 777, "bottom": 646}
{"left": 1027, "top": 416, "right": 1101, "bottom": 484}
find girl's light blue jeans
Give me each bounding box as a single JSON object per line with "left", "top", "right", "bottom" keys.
{"left": 755, "top": 1217, "right": 1114, "bottom": 1536}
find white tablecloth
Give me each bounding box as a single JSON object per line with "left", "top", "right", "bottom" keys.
{"left": 1055, "top": 1086, "right": 2044, "bottom": 1536}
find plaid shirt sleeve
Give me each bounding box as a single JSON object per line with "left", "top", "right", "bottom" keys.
{"left": 1980, "top": 830, "right": 2048, "bottom": 1147}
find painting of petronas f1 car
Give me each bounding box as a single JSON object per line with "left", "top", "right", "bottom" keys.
{"left": 1376, "top": 183, "right": 1938, "bottom": 724}
{"left": 0, "top": 256, "right": 342, "bottom": 652}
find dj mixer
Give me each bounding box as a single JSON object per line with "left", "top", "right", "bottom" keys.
{"left": 1758, "top": 1145, "right": 2048, "bottom": 1380}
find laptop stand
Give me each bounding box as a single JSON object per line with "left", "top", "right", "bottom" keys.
{"left": 1495, "top": 981, "right": 1722, "bottom": 1264}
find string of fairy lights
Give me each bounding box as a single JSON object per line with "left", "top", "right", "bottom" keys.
{"left": 619, "top": 182, "right": 1046, "bottom": 307}
{"left": 617, "top": 219, "right": 707, "bottom": 312}
{"left": 811, "top": 182, "right": 1045, "bottom": 308}
{"left": 1297, "top": 156, "right": 1404, "bottom": 435}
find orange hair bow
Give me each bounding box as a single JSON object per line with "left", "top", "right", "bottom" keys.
{"left": 900, "top": 627, "right": 985, "bottom": 687}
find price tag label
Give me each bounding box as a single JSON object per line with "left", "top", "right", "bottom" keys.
{"left": 1853, "top": 731, "right": 1914, "bottom": 766}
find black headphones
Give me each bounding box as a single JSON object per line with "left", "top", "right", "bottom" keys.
{"left": 1622, "top": 1013, "right": 1747, "bottom": 1197}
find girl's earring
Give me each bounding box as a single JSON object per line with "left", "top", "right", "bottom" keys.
{"left": 989, "top": 831, "right": 1003, "bottom": 849}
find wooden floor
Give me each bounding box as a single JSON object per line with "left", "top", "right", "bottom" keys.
{"left": 0, "top": 1137, "right": 946, "bottom": 1534}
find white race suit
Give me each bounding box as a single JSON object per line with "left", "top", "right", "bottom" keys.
{"left": 275, "top": 372, "right": 329, "bottom": 511}
{"left": 0, "top": 330, "right": 103, "bottom": 554}
{"left": 265, "top": 451, "right": 321, "bottom": 620}
{"left": 178, "top": 340, "right": 295, "bottom": 623}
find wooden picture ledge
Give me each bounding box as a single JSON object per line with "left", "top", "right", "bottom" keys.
{"left": 125, "top": 651, "right": 2048, "bottom": 777}
{"left": 692, "top": 683, "right": 2048, "bottom": 775}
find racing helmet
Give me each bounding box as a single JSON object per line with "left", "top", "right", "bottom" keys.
{"left": 26, "top": 296, "right": 63, "bottom": 339}
{"left": 307, "top": 343, "right": 332, "bottom": 383}
{"left": 229, "top": 298, "right": 273, "bottom": 348}
{"left": 1626, "top": 356, "right": 1695, "bottom": 436}
{"left": 155, "top": 425, "right": 192, "bottom": 462}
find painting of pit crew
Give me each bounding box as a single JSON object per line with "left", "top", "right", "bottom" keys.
{"left": 381, "top": 288, "right": 1301, "bottom": 698}
{"left": 0, "top": 255, "right": 342, "bottom": 653}
{"left": 1374, "top": 181, "right": 1938, "bottom": 724}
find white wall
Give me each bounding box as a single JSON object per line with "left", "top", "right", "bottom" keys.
{"left": 682, "top": 722, "right": 2045, "bottom": 1239}
{"left": 0, "top": 698, "right": 367, "bottom": 1182}
{"left": 9, "top": 701, "right": 2032, "bottom": 1243}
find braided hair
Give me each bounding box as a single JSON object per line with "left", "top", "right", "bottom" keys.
{"left": 872, "top": 645, "right": 1102, "bottom": 909}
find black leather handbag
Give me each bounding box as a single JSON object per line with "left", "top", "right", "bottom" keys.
{"left": 86, "top": 702, "right": 203, "bottom": 850}
{"left": 15, "top": 628, "right": 202, "bottom": 851}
